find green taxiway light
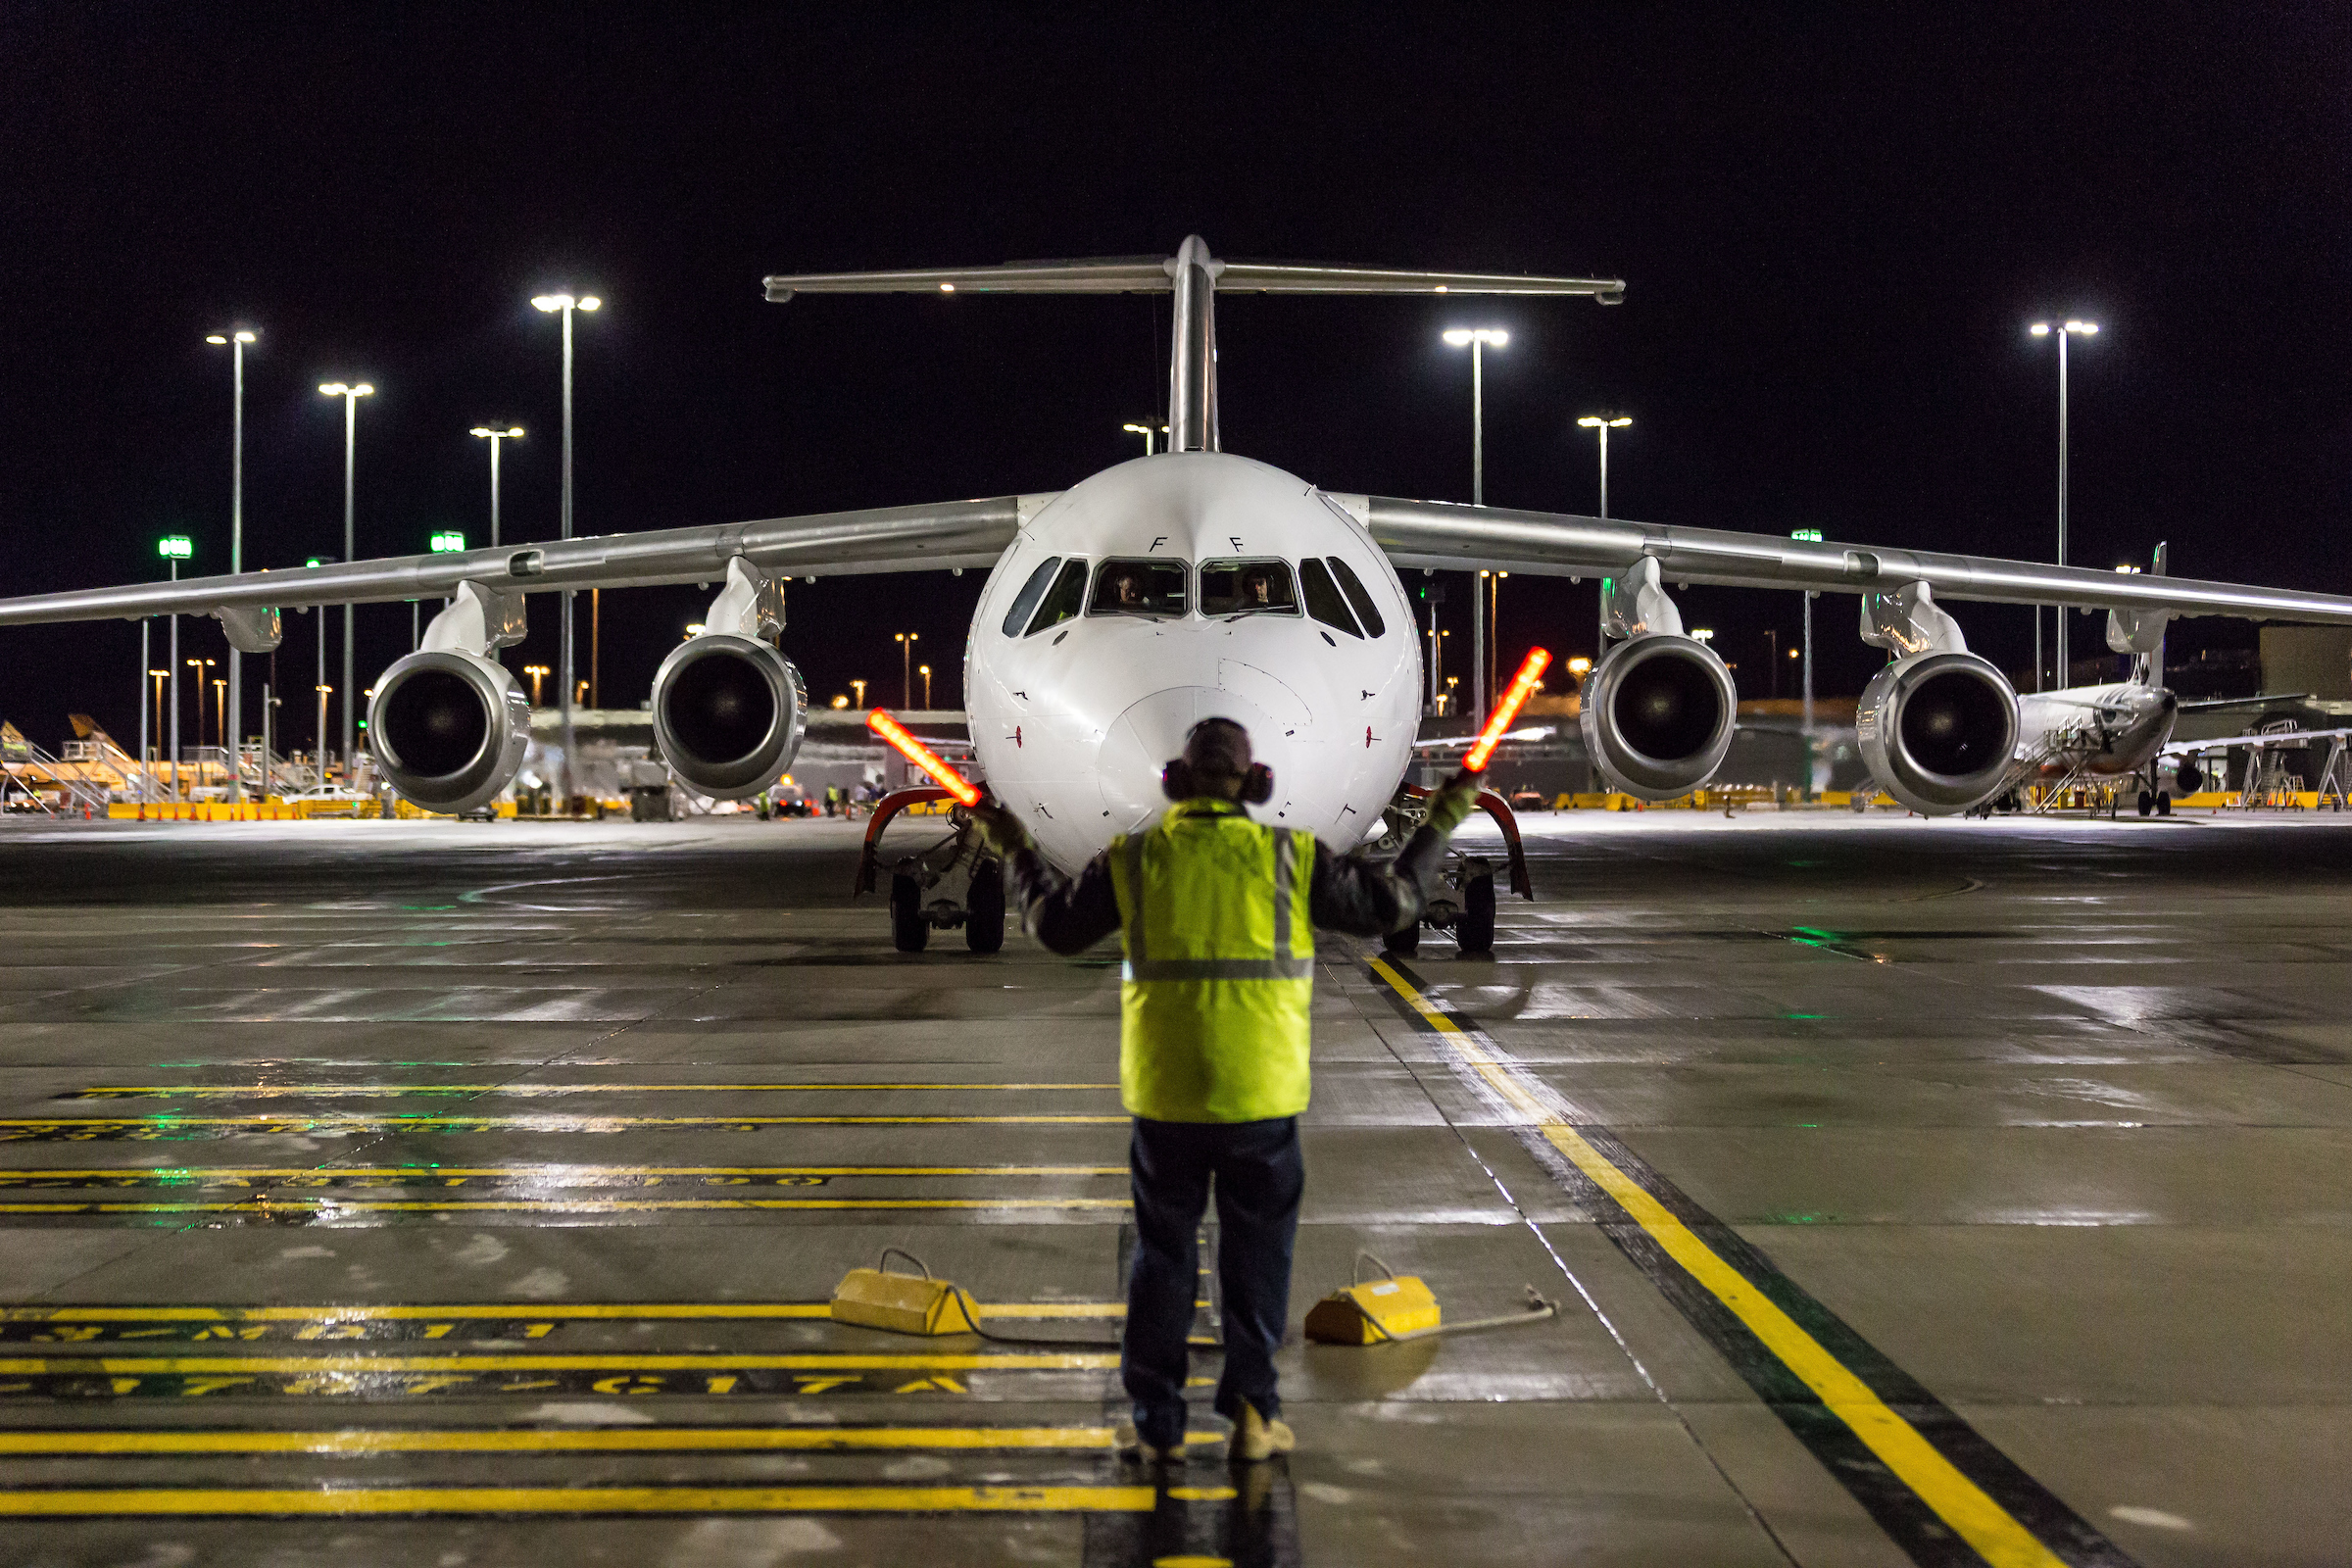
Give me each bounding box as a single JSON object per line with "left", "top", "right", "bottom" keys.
{"left": 430, "top": 531, "right": 466, "bottom": 554}
{"left": 1789, "top": 528, "right": 1824, "bottom": 542}
{"left": 158, "top": 537, "right": 192, "bottom": 561}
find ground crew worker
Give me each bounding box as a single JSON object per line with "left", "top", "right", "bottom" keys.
{"left": 973, "top": 717, "right": 1480, "bottom": 1464}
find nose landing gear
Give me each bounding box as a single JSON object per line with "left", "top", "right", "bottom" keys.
{"left": 859, "top": 786, "right": 1004, "bottom": 955}
{"left": 1378, "top": 784, "right": 1529, "bottom": 959}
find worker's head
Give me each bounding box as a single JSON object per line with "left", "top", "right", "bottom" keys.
{"left": 1160, "top": 717, "right": 1275, "bottom": 805}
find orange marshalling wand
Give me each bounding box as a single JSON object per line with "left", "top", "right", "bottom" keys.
{"left": 1464, "top": 648, "right": 1551, "bottom": 772}
{"left": 866, "top": 709, "right": 983, "bottom": 808}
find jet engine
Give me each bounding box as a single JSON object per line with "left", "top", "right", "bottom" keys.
{"left": 1855, "top": 651, "right": 2019, "bottom": 814}
{"left": 1579, "top": 633, "right": 1740, "bottom": 801}
{"left": 651, "top": 631, "right": 808, "bottom": 801}
{"left": 367, "top": 649, "right": 532, "bottom": 813}
{"left": 1578, "top": 558, "right": 1738, "bottom": 800}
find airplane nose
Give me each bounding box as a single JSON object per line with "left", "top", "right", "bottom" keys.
{"left": 1097, "top": 686, "right": 1293, "bottom": 829}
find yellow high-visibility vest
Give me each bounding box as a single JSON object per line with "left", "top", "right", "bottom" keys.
{"left": 1106, "top": 799, "right": 1317, "bottom": 1122}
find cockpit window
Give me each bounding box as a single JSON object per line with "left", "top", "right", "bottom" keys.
{"left": 1024, "top": 559, "right": 1090, "bottom": 635}
{"left": 1298, "top": 559, "right": 1362, "bottom": 638}
{"left": 1002, "top": 557, "right": 1061, "bottom": 637}
{"left": 1326, "top": 557, "right": 1387, "bottom": 638}
{"left": 1089, "top": 559, "right": 1187, "bottom": 617}
{"left": 1199, "top": 559, "right": 1298, "bottom": 618}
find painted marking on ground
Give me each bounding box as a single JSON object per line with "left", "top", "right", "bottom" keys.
{"left": 67, "top": 1083, "right": 1119, "bottom": 1100}
{"left": 0, "top": 1484, "right": 1157, "bottom": 1517}
{"left": 0, "top": 1196, "right": 1129, "bottom": 1216}
{"left": 1369, "top": 955, "right": 2135, "bottom": 1568}
{"left": 0, "top": 1424, "right": 1213, "bottom": 1455}
{"left": 0, "top": 1300, "right": 1128, "bottom": 1325}
{"left": 0, "top": 1114, "right": 1126, "bottom": 1142}
{"left": 0, "top": 1165, "right": 1124, "bottom": 1188}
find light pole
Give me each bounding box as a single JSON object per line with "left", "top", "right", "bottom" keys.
{"left": 1790, "top": 529, "right": 1823, "bottom": 739}
{"left": 469, "top": 425, "right": 523, "bottom": 548}
{"left": 918, "top": 664, "right": 932, "bottom": 708}
{"left": 895, "top": 632, "right": 918, "bottom": 709}
{"left": 305, "top": 555, "right": 336, "bottom": 779}
{"left": 160, "top": 535, "right": 193, "bottom": 801}
{"left": 1764, "top": 629, "right": 1779, "bottom": 700}
{"left": 318, "top": 382, "right": 373, "bottom": 771}
{"left": 314, "top": 685, "right": 331, "bottom": 783}
{"left": 851, "top": 678, "right": 867, "bottom": 709}
{"left": 2030, "top": 319, "right": 2098, "bottom": 688}
{"left": 1122, "top": 421, "right": 1166, "bottom": 456}
{"left": 187, "top": 658, "right": 214, "bottom": 775}
{"left": 523, "top": 665, "right": 550, "bottom": 708}
{"left": 206, "top": 330, "right": 256, "bottom": 801}
{"left": 147, "top": 667, "right": 169, "bottom": 801}
{"left": 533, "top": 291, "right": 600, "bottom": 806}
{"left": 1445, "top": 327, "right": 1508, "bottom": 724}
{"left": 1579, "top": 415, "right": 1632, "bottom": 656}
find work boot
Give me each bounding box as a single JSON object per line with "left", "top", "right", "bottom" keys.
{"left": 1229, "top": 1403, "right": 1296, "bottom": 1463}
{"left": 1113, "top": 1417, "right": 1184, "bottom": 1466}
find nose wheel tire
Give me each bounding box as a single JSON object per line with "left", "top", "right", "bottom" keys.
{"left": 889, "top": 873, "right": 929, "bottom": 954}
{"left": 965, "top": 860, "right": 1006, "bottom": 955}
{"left": 2156, "top": 794, "right": 2173, "bottom": 817}
{"left": 2136, "top": 790, "right": 2155, "bottom": 817}
{"left": 1381, "top": 922, "right": 1420, "bottom": 958}
{"left": 1456, "top": 871, "right": 1495, "bottom": 957}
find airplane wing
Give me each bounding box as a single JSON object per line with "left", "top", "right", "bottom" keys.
{"left": 2177, "top": 693, "right": 2312, "bottom": 710}
{"left": 1348, "top": 495, "right": 2352, "bottom": 624}
{"left": 0, "top": 496, "right": 1049, "bottom": 629}
{"left": 2160, "top": 727, "right": 2352, "bottom": 754}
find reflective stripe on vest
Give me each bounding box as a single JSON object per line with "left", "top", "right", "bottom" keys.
{"left": 1107, "top": 801, "right": 1316, "bottom": 1123}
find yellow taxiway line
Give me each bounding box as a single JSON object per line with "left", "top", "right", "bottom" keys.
{"left": 0, "top": 1424, "right": 1208, "bottom": 1455}
{"left": 0, "top": 1484, "right": 1155, "bottom": 1516}
{"left": 72, "top": 1083, "right": 1119, "bottom": 1098}
{"left": 0, "top": 1351, "right": 1117, "bottom": 1374}
{"left": 1, "top": 1300, "right": 1126, "bottom": 1323}
{"left": 1369, "top": 955, "right": 2070, "bottom": 1568}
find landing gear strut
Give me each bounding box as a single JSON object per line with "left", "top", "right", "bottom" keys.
{"left": 858, "top": 787, "right": 1004, "bottom": 955}
{"left": 1378, "top": 784, "right": 1529, "bottom": 959}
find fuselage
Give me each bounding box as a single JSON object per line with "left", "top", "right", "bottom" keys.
{"left": 964, "top": 453, "right": 1422, "bottom": 871}
{"left": 2013, "top": 681, "right": 2180, "bottom": 779}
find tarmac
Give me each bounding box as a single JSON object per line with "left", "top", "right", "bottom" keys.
{"left": 1, "top": 807, "right": 2348, "bottom": 1567}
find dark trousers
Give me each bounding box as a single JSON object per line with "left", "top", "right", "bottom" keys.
{"left": 1123, "top": 1115, "right": 1304, "bottom": 1448}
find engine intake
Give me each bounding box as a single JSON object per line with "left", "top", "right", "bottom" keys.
{"left": 367, "top": 650, "right": 531, "bottom": 813}
{"left": 1579, "top": 634, "right": 1739, "bottom": 800}
{"left": 651, "top": 632, "right": 808, "bottom": 800}
{"left": 1856, "top": 652, "right": 2019, "bottom": 814}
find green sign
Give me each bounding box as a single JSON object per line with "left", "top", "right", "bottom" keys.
{"left": 1789, "top": 528, "right": 1824, "bottom": 543}
{"left": 430, "top": 530, "right": 466, "bottom": 554}
{"left": 158, "top": 536, "right": 192, "bottom": 560}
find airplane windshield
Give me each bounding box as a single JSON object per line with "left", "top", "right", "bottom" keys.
{"left": 1198, "top": 559, "right": 1298, "bottom": 618}
{"left": 1089, "top": 560, "right": 1187, "bottom": 617}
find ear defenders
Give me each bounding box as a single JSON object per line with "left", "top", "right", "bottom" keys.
{"left": 1160, "top": 760, "right": 1275, "bottom": 805}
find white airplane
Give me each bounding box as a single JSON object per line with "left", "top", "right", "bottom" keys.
{"left": 9, "top": 236, "right": 2352, "bottom": 956}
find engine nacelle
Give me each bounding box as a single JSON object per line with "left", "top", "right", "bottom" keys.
{"left": 1855, "top": 651, "right": 2019, "bottom": 814}
{"left": 650, "top": 632, "right": 808, "bottom": 800}
{"left": 1579, "top": 634, "right": 1739, "bottom": 801}
{"left": 2159, "top": 755, "right": 2203, "bottom": 795}
{"left": 367, "top": 650, "right": 531, "bottom": 813}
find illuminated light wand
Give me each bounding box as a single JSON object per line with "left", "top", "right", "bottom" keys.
{"left": 1464, "top": 648, "right": 1551, "bottom": 772}
{"left": 867, "top": 709, "right": 983, "bottom": 808}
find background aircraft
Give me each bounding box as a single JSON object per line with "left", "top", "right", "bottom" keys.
{"left": 6, "top": 237, "right": 2352, "bottom": 949}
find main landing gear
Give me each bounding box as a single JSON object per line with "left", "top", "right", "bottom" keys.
{"left": 1377, "top": 784, "right": 1531, "bottom": 960}
{"left": 857, "top": 788, "right": 1005, "bottom": 955}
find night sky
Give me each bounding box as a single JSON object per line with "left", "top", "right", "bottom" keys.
{"left": 3, "top": 6, "right": 2346, "bottom": 752}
